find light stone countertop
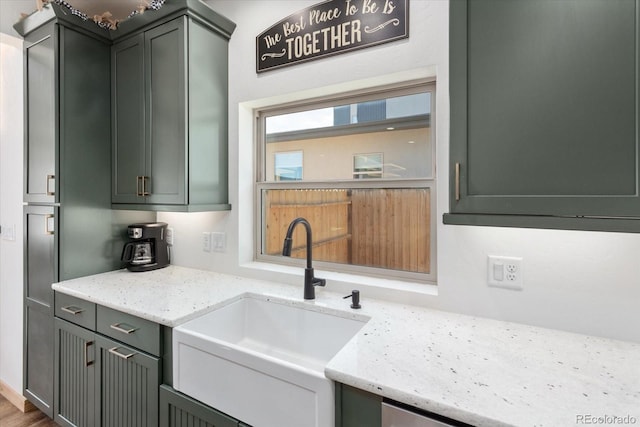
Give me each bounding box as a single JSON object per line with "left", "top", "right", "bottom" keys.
{"left": 53, "top": 265, "right": 640, "bottom": 427}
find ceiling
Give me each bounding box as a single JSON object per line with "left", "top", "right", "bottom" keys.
{"left": 1, "top": 1, "right": 37, "bottom": 36}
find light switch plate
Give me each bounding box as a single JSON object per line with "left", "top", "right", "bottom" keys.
{"left": 202, "top": 232, "right": 211, "bottom": 252}
{"left": 211, "top": 232, "right": 226, "bottom": 253}
{"left": 0, "top": 224, "right": 16, "bottom": 241}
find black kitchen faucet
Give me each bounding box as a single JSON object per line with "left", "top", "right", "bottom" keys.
{"left": 282, "top": 217, "right": 326, "bottom": 300}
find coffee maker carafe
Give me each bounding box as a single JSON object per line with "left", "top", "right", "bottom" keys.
{"left": 121, "top": 222, "right": 170, "bottom": 272}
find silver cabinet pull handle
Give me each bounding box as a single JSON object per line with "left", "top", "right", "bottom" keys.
{"left": 142, "top": 176, "right": 150, "bottom": 196}
{"left": 46, "top": 174, "right": 55, "bottom": 196}
{"left": 136, "top": 176, "right": 151, "bottom": 196}
{"left": 110, "top": 322, "right": 138, "bottom": 334}
{"left": 61, "top": 305, "right": 84, "bottom": 315}
{"left": 455, "top": 162, "right": 461, "bottom": 202}
{"left": 45, "top": 214, "right": 55, "bottom": 235}
{"left": 84, "top": 341, "right": 94, "bottom": 367}
{"left": 108, "top": 346, "right": 135, "bottom": 360}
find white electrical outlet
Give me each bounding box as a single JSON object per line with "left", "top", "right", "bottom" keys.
{"left": 202, "top": 232, "right": 212, "bottom": 252}
{"left": 211, "top": 232, "right": 226, "bottom": 253}
{"left": 166, "top": 227, "right": 174, "bottom": 246}
{"left": 488, "top": 255, "right": 523, "bottom": 290}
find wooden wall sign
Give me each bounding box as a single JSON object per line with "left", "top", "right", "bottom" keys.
{"left": 257, "top": 0, "right": 409, "bottom": 73}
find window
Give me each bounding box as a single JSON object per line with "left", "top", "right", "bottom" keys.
{"left": 353, "top": 153, "right": 383, "bottom": 179}
{"left": 274, "top": 151, "right": 303, "bottom": 181}
{"left": 256, "top": 81, "right": 436, "bottom": 282}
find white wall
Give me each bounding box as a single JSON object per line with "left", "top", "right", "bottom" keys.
{"left": 0, "top": 32, "right": 24, "bottom": 393}
{"left": 159, "top": 0, "right": 640, "bottom": 343}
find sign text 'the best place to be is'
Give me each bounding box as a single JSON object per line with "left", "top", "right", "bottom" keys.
{"left": 256, "top": 0, "right": 409, "bottom": 73}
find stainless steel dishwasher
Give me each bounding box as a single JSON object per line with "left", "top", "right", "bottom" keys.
{"left": 382, "top": 402, "right": 460, "bottom": 427}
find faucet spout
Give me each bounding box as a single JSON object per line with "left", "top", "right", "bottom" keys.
{"left": 282, "top": 217, "right": 325, "bottom": 299}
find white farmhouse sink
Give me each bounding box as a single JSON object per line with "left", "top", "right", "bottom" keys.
{"left": 173, "top": 293, "right": 368, "bottom": 427}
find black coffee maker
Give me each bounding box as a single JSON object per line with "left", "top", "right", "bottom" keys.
{"left": 121, "top": 222, "right": 170, "bottom": 272}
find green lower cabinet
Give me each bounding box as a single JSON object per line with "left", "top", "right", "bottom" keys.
{"left": 336, "top": 383, "right": 382, "bottom": 427}
{"left": 160, "top": 383, "right": 382, "bottom": 427}
{"left": 54, "top": 319, "right": 97, "bottom": 427}
{"left": 54, "top": 317, "right": 160, "bottom": 427}
{"left": 97, "top": 335, "right": 159, "bottom": 427}
{"left": 159, "top": 385, "right": 242, "bottom": 427}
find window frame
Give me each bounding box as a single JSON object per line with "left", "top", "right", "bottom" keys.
{"left": 255, "top": 80, "right": 437, "bottom": 284}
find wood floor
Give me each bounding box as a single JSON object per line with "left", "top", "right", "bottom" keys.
{"left": 0, "top": 394, "right": 58, "bottom": 427}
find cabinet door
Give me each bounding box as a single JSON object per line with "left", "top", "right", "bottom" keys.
{"left": 448, "top": 0, "right": 640, "bottom": 229}
{"left": 24, "top": 302, "right": 54, "bottom": 416}
{"left": 24, "top": 205, "right": 57, "bottom": 416}
{"left": 25, "top": 205, "right": 56, "bottom": 307}
{"left": 96, "top": 335, "right": 159, "bottom": 427}
{"left": 336, "top": 384, "right": 381, "bottom": 427}
{"left": 54, "top": 318, "right": 97, "bottom": 427}
{"left": 144, "top": 17, "right": 187, "bottom": 205}
{"left": 24, "top": 24, "right": 57, "bottom": 204}
{"left": 159, "top": 385, "right": 239, "bottom": 427}
{"left": 112, "top": 34, "right": 146, "bottom": 204}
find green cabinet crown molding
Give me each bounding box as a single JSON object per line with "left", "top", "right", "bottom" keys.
{"left": 110, "top": 0, "right": 236, "bottom": 41}
{"left": 13, "top": 0, "right": 236, "bottom": 40}
{"left": 448, "top": 0, "right": 640, "bottom": 232}
{"left": 13, "top": 2, "right": 111, "bottom": 39}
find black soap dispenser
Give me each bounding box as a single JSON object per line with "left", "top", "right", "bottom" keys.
{"left": 343, "top": 290, "right": 361, "bottom": 309}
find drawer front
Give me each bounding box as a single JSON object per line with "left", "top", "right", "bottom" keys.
{"left": 96, "top": 305, "right": 160, "bottom": 356}
{"left": 55, "top": 293, "right": 96, "bottom": 330}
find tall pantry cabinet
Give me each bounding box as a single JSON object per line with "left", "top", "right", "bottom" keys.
{"left": 14, "top": 5, "right": 152, "bottom": 416}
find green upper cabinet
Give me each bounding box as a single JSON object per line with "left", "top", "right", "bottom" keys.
{"left": 112, "top": 19, "right": 186, "bottom": 206}
{"left": 446, "top": 0, "right": 640, "bottom": 232}
{"left": 24, "top": 24, "right": 56, "bottom": 204}
{"left": 145, "top": 19, "right": 187, "bottom": 206}
{"left": 112, "top": 33, "right": 145, "bottom": 204}
{"left": 112, "top": 11, "right": 234, "bottom": 211}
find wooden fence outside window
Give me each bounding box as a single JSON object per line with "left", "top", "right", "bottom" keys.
{"left": 264, "top": 188, "right": 430, "bottom": 274}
